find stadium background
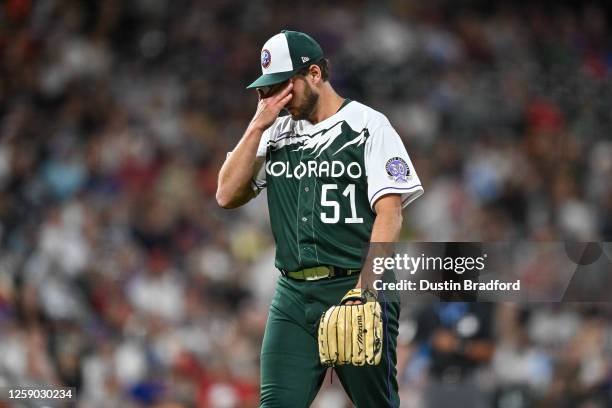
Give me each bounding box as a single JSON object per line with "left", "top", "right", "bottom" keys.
{"left": 0, "top": 0, "right": 611, "bottom": 406}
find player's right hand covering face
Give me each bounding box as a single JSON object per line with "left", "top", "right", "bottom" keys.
{"left": 318, "top": 288, "right": 383, "bottom": 366}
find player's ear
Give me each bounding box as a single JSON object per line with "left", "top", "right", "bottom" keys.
{"left": 309, "top": 64, "right": 322, "bottom": 83}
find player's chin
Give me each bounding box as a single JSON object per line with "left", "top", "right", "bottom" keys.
{"left": 286, "top": 107, "right": 298, "bottom": 118}
{"left": 287, "top": 107, "right": 304, "bottom": 120}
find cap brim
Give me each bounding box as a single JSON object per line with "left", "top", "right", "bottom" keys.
{"left": 246, "top": 71, "right": 295, "bottom": 89}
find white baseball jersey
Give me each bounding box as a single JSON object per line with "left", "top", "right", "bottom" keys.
{"left": 252, "top": 99, "right": 423, "bottom": 271}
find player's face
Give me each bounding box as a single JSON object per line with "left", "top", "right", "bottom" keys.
{"left": 285, "top": 75, "right": 319, "bottom": 121}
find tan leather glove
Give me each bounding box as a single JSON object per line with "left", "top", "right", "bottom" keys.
{"left": 318, "top": 288, "right": 383, "bottom": 367}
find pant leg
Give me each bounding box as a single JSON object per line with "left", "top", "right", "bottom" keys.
{"left": 333, "top": 297, "right": 401, "bottom": 408}
{"left": 260, "top": 277, "right": 327, "bottom": 408}
{"left": 306, "top": 275, "right": 401, "bottom": 408}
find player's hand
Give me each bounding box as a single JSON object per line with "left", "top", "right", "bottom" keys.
{"left": 343, "top": 295, "right": 362, "bottom": 305}
{"left": 249, "top": 81, "right": 293, "bottom": 132}
{"left": 344, "top": 278, "right": 377, "bottom": 305}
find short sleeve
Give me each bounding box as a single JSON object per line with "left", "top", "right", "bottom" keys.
{"left": 365, "top": 124, "right": 424, "bottom": 211}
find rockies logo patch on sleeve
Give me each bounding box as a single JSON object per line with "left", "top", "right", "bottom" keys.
{"left": 385, "top": 157, "right": 410, "bottom": 182}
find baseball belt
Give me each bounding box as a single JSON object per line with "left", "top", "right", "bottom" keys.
{"left": 280, "top": 266, "right": 360, "bottom": 281}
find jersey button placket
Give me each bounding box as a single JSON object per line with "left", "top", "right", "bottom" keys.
{"left": 302, "top": 185, "right": 310, "bottom": 222}
{"left": 301, "top": 180, "right": 312, "bottom": 226}
{"left": 297, "top": 170, "right": 315, "bottom": 263}
{"left": 296, "top": 170, "right": 305, "bottom": 262}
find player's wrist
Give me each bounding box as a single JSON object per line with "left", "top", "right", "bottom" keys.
{"left": 246, "top": 122, "right": 268, "bottom": 137}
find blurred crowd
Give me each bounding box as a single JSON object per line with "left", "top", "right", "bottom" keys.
{"left": 0, "top": 0, "right": 611, "bottom": 406}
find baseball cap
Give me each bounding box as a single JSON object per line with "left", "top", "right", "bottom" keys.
{"left": 246, "top": 30, "right": 324, "bottom": 89}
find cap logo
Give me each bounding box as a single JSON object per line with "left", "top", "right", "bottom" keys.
{"left": 301, "top": 56, "right": 310, "bottom": 63}
{"left": 261, "top": 49, "right": 271, "bottom": 68}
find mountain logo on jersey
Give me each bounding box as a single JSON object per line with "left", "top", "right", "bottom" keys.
{"left": 289, "top": 121, "right": 368, "bottom": 158}
{"left": 385, "top": 157, "right": 410, "bottom": 182}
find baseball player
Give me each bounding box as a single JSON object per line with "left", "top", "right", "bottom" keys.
{"left": 217, "top": 30, "right": 423, "bottom": 407}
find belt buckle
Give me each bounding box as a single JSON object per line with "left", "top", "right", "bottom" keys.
{"left": 304, "top": 266, "right": 331, "bottom": 281}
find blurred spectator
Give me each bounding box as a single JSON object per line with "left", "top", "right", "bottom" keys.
{"left": 1, "top": 0, "right": 611, "bottom": 406}
{"left": 416, "top": 303, "right": 495, "bottom": 407}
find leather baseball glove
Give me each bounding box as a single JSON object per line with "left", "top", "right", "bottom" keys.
{"left": 318, "top": 288, "right": 383, "bottom": 367}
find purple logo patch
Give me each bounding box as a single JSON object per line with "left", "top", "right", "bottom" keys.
{"left": 385, "top": 157, "right": 409, "bottom": 182}
{"left": 261, "top": 49, "right": 271, "bottom": 69}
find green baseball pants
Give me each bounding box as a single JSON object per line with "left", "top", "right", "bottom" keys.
{"left": 259, "top": 274, "right": 400, "bottom": 408}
